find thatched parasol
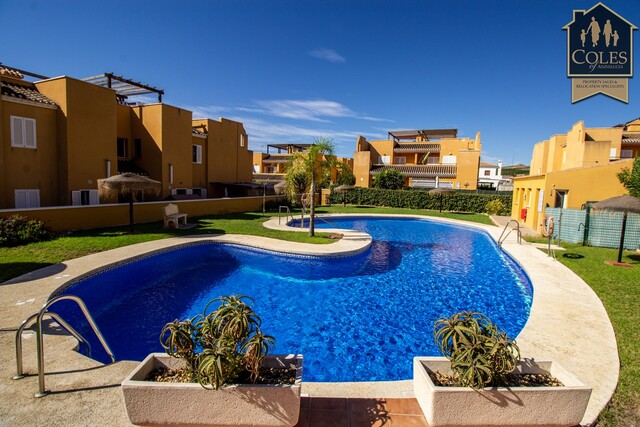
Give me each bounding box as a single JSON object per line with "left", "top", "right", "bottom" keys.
{"left": 591, "top": 195, "right": 640, "bottom": 264}
{"left": 334, "top": 184, "right": 355, "bottom": 206}
{"left": 273, "top": 181, "right": 286, "bottom": 195}
{"left": 98, "top": 173, "right": 162, "bottom": 233}
{"left": 429, "top": 188, "right": 455, "bottom": 213}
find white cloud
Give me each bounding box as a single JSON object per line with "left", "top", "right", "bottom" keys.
{"left": 256, "top": 99, "right": 354, "bottom": 122}
{"left": 308, "top": 48, "right": 346, "bottom": 63}
{"left": 226, "top": 116, "right": 384, "bottom": 158}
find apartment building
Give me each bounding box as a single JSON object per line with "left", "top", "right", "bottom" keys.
{"left": 0, "top": 66, "right": 252, "bottom": 209}
{"left": 353, "top": 129, "right": 482, "bottom": 189}
{"left": 252, "top": 143, "right": 353, "bottom": 184}
{"left": 511, "top": 119, "right": 639, "bottom": 233}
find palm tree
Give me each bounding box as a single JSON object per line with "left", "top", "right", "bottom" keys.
{"left": 284, "top": 138, "right": 335, "bottom": 236}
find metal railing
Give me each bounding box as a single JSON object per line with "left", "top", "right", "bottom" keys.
{"left": 13, "top": 295, "right": 114, "bottom": 398}
{"left": 278, "top": 206, "right": 292, "bottom": 225}
{"left": 497, "top": 220, "right": 522, "bottom": 246}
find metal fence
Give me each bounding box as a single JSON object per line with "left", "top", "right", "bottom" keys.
{"left": 545, "top": 207, "right": 640, "bottom": 250}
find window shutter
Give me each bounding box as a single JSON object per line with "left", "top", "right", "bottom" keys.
{"left": 24, "top": 118, "right": 37, "bottom": 148}
{"left": 89, "top": 190, "right": 99, "bottom": 205}
{"left": 14, "top": 190, "right": 27, "bottom": 209}
{"left": 71, "top": 191, "right": 81, "bottom": 206}
{"left": 27, "top": 190, "right": 40, "bottom": 208}
{"left": 11, "top": 117, "right": 24, "bottom": 147}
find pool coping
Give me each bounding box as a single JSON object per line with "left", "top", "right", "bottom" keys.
{"left": 0, "top": 214, "right": 618, "bottom": 426}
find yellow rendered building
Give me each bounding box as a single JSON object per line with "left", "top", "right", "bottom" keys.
{"left": 0, "top": 66, "right": 252, "bottom": 209}
{"left": 512, "top": 119, "right": 640, "bottom": 234}
{"left": 353, "top": 129, "right": 482, "bottom": 189}
{"left": 252, "top": 143, "right": 353, "bottom": 184}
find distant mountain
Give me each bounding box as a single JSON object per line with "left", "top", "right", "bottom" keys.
{"left": 501, "top": 164, "right": 530, "bottom": 177}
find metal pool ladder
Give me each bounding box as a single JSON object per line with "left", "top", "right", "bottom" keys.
{"left": 13, "top": 295, "right": 115, "bottom": 398}
{"left": 498, "top": 219, "right": 522, "bottom": 246}
{"left": 278, "top": 205, "right": 292, "bottom": 225}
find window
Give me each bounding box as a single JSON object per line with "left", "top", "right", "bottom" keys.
{"left": 621, "top": 149, "right": 633, "bottom": 159}
{"left": 265, "top": 166, "right": 277, "bottom": 173}
{"left": 427, "top": 156, "right": 438, "bottom": 164}
{"left": 134, "top": 139, "right": 142, "bottom": 160}
{"left": 11, "top": 116, "right": 37, "bottom": 148}
{"left": 71, "top": 190, "right": 99, "bottom": 206}
{"left": 483, "top": 170, "right": 491, "bottom": 176}
{"left": 117, "top": 138, "right": 128, "bottom": 158}
{"left": 14, "top": 189, "right": 40, "bottom": 209}
{"left": 253, "top": 164, "right": 260, "bottom": 173}
{"left": 192, "top": 188, "right": 207, "bottom": 198}
{"left": 240, "top": 134, "right": 246, "bottom": 147}
{"left": 378, "top": 155, "right": 391, "bottom": 164}
{"left": 442, "top": 155, "right": 456, "bottom": 165}
{"left": 393, "top": 157, "right": 407, "bottom": 165}
{"left": 610, "top": 148, "right": 617, "bottom": 159}
{"left": 193, "top": 144, "right": 203, "bottom": 164}
{"left": 554, "top": 190, "right": 568, "bottom": 209}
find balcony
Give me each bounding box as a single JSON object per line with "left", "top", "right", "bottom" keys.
{"left": 393, "top": 143, "right": 441, "bottom": 153}
{"left": 370, "top": 164, "right": 456, "bottom": 178}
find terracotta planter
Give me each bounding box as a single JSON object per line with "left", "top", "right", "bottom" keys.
{"left": 413, "top": 357, "right": 591, "bottom": 427}
{"left": 122, "top": 353, "right": 303, "bottom": 426}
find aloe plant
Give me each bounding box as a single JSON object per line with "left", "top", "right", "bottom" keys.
{"left": 433, "top": 311, "right": 520, "bottom": 389}
{"left": 160, "top": 295, "right": 275, "bottom": 389}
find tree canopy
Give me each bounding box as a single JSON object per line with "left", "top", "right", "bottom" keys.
{"left": 617, "top": 156, "right": 640, "bottom": 198}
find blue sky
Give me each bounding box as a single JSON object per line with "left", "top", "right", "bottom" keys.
{"left": 2, "top": 0, "right": 640, "bottom": 165}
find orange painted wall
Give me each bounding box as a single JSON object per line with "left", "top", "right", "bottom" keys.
{"left": 0, "top": 92, "right": 59, "bottom": 208}
{"left": 0, "top": 195, "right": 283, "bottom": 231}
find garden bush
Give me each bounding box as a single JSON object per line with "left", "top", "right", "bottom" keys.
{"left": 484, "top": 199, "right": 507, "bottom": 215}
{"left": 0, "top": 215, "right": 52, "bottom": 247}
{"left": 328, "top": 187, "right": 512, "bottom": 215}
{"left": 372, "top": 169, "right": 405, "bottom": 190}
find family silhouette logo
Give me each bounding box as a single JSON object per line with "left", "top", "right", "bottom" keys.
{"left": 563, "top": 2, "right": 637, "bottom": 102}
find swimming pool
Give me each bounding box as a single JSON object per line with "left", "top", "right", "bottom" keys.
{"left": 54, "top": 216, "right": 532, "bottom": 382}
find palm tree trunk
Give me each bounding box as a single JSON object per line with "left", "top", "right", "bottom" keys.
{"left": 309, "top": 177, "right": 316, "bottom": 237}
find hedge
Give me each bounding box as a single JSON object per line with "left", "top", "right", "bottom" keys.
{"left": 328, "top": 187, "right": 512, "bottom": 215}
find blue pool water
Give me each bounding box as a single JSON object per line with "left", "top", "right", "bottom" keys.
{"left": 55, "top": 216, "right": 532, "bottom": 382}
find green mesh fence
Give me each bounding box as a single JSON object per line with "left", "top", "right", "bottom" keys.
{"left": 545, "top": 208, "right": 587, "bottom": 244}
{"left": 588, "top": 210, "right": 640, "bottom": 250}
{"left": 545, "top": 207, "right": 640, "bottom": 249}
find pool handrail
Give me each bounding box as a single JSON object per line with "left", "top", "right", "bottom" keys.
{"left": 498, "top": 219, "right": 522, "bottom": 246}
{"left": 13, "top": 294, "right": 115, "bottom": 398}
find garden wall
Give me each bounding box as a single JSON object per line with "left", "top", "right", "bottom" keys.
{"left": 0, "top": 196, "right": 283, "bottom": 232}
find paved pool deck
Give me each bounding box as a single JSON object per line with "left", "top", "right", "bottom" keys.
{"left": 0, "top": 214, "right": 619, "bottom": 426}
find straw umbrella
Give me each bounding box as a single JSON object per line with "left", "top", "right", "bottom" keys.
{"left": 429, "top": 188, "right": 455, "bottom": 213}
{"left": 591, "top": 195, "right": 640, "bottom": 263}
{"left": 98, "top": 173, "right": 162, "bottom": 233}
{"left": 334, "top": 184, "right": 355, "bottom": 207}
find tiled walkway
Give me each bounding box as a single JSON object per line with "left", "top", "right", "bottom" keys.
{"left": 296, "top": 397, "right": 427, "bottom": 426}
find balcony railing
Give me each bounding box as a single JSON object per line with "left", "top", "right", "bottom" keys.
{"left": 370, "top": 164, "right": 456, "bottom": 178}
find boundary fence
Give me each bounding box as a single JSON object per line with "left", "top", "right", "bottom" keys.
{"left": 546, "top": 207, "right": 640, "bottom": 250}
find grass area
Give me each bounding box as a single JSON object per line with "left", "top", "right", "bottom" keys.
{"left": 525, "top": 239, "right": 640, "bottom": 426}
{"left": 0, "top": 206, "right": 492, "bottom": 283}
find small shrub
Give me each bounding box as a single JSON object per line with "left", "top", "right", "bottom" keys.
{"left": 372, "top": 170, "right": 405, "bottom": 190}
{"left": 484, "top": 199, "right": 507, "bottom": 215}
{"left": 434, "top": 311, "right": 520, "bottom": 389}
{"left": 160, "top": 295, "right": 275, "bottom": 389}
{"left": 0, "top": 215, "right": 52, "bottom": 247}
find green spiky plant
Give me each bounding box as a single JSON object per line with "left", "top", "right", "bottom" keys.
{"left": 433, "top": 311, "right": 520, "bottom": 389}
{"left": 160, "top": 295, "right": 275, "bottom": 390}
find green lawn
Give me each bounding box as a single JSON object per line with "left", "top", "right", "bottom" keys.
{"left": 534, "top": 242, "right": 639, "bottom": 426}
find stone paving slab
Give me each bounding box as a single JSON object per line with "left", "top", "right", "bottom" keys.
{"left": 0, "top": 215, "right": 618, "bottom": 426}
